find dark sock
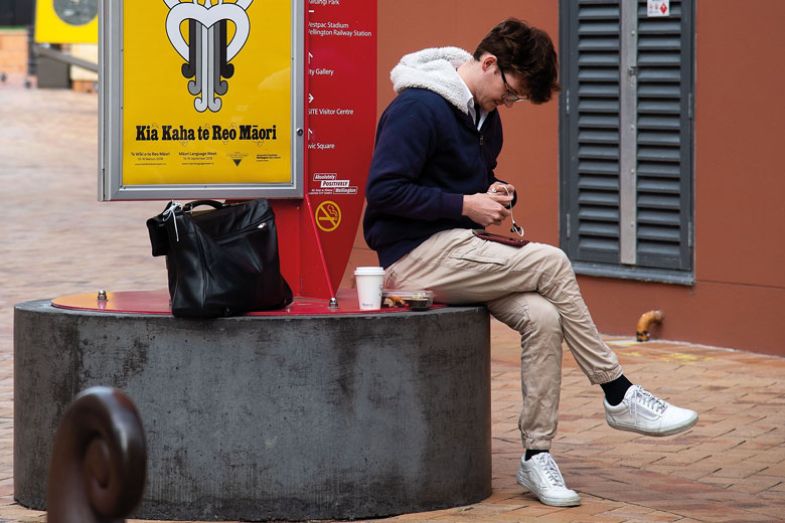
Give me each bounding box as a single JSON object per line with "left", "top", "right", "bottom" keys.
{"left": 525, "top": 449, "right": 548, "bottom": 461}
{"left": 601, "top": 375, "right": 633, "bottom": 406}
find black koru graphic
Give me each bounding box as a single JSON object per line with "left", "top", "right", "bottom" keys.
{"left": 166, "top": 0, "right": 252, "bottom": 113}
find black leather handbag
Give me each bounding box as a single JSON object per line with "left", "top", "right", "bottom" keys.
{"left": 146, "top": 199, "right": 293, "bottom": 318}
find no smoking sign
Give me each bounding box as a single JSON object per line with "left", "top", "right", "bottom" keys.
{"left": 315, "top": 201, "right": 342, "bottom": 232}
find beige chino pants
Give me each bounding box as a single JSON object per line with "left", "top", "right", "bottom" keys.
{"left": 384, "top": 229, "right": 624, "bottom": 450}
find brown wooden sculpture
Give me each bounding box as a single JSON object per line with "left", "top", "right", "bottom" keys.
{"left": 47, "top": 387, "right": 147, "bottom": 523}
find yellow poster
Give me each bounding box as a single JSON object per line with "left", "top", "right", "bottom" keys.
{"left": 122, "top": 0, "right": 293, "bottom": 186}
{"left": 35, "top": 0, "right": 99, "bottom": 44}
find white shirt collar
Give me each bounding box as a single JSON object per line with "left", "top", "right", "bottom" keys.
{"left": 457, "top": 75, "right": 486, "bottom": 130}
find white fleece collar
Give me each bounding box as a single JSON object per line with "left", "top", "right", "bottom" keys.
{"left": 390, "top": 47, "right": 474, "bottom": 115}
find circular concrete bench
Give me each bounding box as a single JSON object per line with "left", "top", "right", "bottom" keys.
{"left": 14, "top": 299, "right": 491, "bottom": 521}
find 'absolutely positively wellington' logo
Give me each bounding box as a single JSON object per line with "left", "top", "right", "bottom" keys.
{"left": 164, "top": 0, "right": 253, "bottom": 113}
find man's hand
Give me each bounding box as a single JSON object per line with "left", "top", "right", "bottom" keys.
{"left": 462, "top": 192, "right": 512, "bottom": 226}
{"left": 488, "top": 182, "right": 516, "bottom": 197}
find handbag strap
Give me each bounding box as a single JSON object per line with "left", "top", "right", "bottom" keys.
{"left": 182, "top": 200, "right": 225, "bottom": 212}
{"left": 161, "top": 200, "right": 228, "bottom": 244}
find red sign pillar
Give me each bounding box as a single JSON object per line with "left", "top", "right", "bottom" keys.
{"left": 273, "top": 1, "right": 377, "bottom": 300}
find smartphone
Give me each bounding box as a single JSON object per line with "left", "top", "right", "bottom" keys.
{"left": 472, "top": 230, "right": 529, "bottom": 248}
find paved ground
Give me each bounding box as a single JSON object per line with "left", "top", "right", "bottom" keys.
{"left": 1, "top": 76, "right": 784, "bottom": 522}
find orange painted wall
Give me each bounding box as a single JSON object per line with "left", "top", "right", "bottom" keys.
{"left": 342, "top": 0, "right": 561, "bottom": 284}
{"left": 344, "top": 1, "right": 785, "bottom": 356}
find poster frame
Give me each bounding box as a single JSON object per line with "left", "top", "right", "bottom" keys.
{"left": 98, "top": 0, "right": 305, "bottom": 201}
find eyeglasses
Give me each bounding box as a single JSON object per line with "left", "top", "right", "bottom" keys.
{"left": 499, "top": 67, "right": 528, "bottom": 104}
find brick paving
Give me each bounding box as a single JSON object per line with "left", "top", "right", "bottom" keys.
{"left": 1, "top": 77, "right": 784, "bottom": 522}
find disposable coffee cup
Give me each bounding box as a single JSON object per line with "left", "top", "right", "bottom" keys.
{"left": 354, "top": 266, "right": 385, "bottom": 310}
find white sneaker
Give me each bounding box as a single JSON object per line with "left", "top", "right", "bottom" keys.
{"left": 516, "top": 453, "right": 581, "bottom": 507}
{"left": 605, "top": 384, "right": 698, "bottom": 436}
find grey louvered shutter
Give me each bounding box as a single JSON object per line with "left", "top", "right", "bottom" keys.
{"left": 561, "top": 0, "right": 622, "bottom": 265}
{"left": 560, "top": 0, "right": 693, "bottom": 280}
{"left": 635, "top": 0, "right": 692, "bottom": 270}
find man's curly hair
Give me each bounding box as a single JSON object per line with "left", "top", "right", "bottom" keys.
{"left": 473, "top": 18, "right": 560, "bottom": 104}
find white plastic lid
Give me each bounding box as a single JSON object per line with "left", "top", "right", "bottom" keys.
{"left": 354, "top": 266, "right": 385, "bottom": 276}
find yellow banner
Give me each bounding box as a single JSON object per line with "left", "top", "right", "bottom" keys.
{"left": 35, "top": 0, "right": 99, "bottom": 44}
{"left": 122, "top": 0, "right": 293, "bottom": 186}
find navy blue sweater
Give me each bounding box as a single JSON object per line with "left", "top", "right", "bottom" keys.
{"left": 363, "top": 88, "right": 504, "bottom": 268}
